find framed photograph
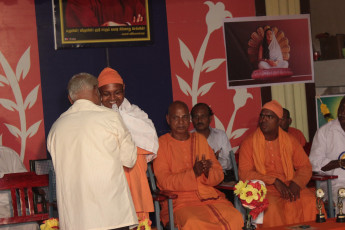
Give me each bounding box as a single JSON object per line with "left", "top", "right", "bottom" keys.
{"left": 316, "top": 94, "right": 345, "bottom": 128}
{"left": 52, "top": 0, "right": 152, "bottom": 49}
{"left": 223, "top": 15, "right": 314, "bottom": 89}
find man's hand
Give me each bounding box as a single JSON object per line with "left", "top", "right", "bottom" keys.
{"left": 288, "top": 181, "right": 301, "bottom": 201}
{"left": 274, "top": 178, "right": 293, "bottom": 201}
{"left": 214, "top": 149, "right": 221, "bottom": 159}
{"left": 133, "top": 14, "right": 144, "bottom": 23}
{"left": 321, "top": 159, "right": 344, "bottom": 171}
{"left": 201, "top": 155, "right": 212, "bottom": 178}
{"left": 267, "top": 59, "right": 278, "bottom": 67}
{"left": 193, "top": 156, "right": 204, "bottom": 177}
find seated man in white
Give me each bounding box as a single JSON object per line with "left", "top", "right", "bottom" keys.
{"left": 191, "top": 103, "right": 232, "bottom": 178}
{"left": 0, "top": 145, "right": 38, "bottom": 230}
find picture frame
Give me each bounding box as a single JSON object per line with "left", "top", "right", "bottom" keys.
{"left": 316, "top": 94, "right": 345, "bottom": 128}
{"left": 52, "top": 0, "right": 152, "bottom": 49}
{"left": 223, "top": 15, "right": 314, "bottom": 89}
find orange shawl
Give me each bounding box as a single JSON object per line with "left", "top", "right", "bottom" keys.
{"left": 191, "top": 133, "right": 219, "bottom": 201}
{"left": 252, "top": 127, "right": 294, "bottom": 181}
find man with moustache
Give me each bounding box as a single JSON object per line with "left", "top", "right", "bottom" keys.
{"left": 309, "top": 96, "right": 345, "bottom": 213}
{"left": 191, "top": 103, "right": 232, "bottom": 176}
{"left": 239, "top": 100, "right": 318, "bottom": 228}
{"left": 153, "top": 101, "right": 243, "bottom": 230}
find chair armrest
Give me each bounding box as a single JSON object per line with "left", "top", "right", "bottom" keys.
{"left": 151, "top": 190, "right": 168, "bottom": 202}
{"left": 156, "top": 190, "right": 178, "bottom": 199}
{"left": 311, "top": 172, "right": 338, "bottom": 181}
{"left": 215, "top": 181, "right": 236, "bottom": 191}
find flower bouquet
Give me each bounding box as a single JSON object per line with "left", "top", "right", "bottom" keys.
{"left": 40, "top": 218, "right": 59, "bottom": 230}
{"left": 234, "top": 180, "right": 269, "bottom": 230}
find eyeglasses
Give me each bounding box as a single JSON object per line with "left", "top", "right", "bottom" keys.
{"left": 259, "top": 114, "right": 275, "bottom": 120}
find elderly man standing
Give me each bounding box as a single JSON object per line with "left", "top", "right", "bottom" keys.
{"left": 309, "top": 96, "right": 345, "bottom": 213}
{"left": 47, "top": 73, "right": 138, "bottom": 230}
{"left": 239, "top": 100, "right": 317, "bottom": 228}
{"left": 153, "top": 101, "right": 243, "bottom": 230}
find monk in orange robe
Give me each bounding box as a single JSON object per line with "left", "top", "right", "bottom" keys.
{"left": 280, "top": 108, "right": 307, "bottom": 147}
{"left": 98, "top": 67, "right": 158, "bottom": 225}
{"left": 239, "top": 100, "right": 319, "bottom": 228}
{"left": 153, "top": 101, "right": 243, "bottom": 230}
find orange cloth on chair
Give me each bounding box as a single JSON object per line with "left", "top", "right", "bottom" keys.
{"left": 153, "top": 132, "right": 243, "bottom": 230}
{"left": 124, "top": 147, "right": 154, "bottom": 220}
{"left": 239, "top": 127, "right": 319, "bottom": 228}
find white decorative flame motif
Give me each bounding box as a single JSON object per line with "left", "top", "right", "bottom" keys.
{"left": 175, "top": 1, "right": 252, "bottom": 150}
{"left": 0, "top": 47, "right": 42, "bottom": 161}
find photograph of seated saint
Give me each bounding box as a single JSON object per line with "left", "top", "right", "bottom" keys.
{"left": 248, "top": 26, "right": 293, "bottom": 80}
{"left": 223, "top": 15, "right": 313, "bottom": 89}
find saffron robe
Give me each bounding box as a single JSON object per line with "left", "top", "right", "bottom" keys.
{"left": 118, "top": 98, "right": 158, "bottom": 221}
{"left": 239, "top": 128, "right": 318, "bottom": 228}
{"left": 124, "top": 148, "right": 154, "bottom": 220}
{"left": 288, "top": 127, "right": 306, "bottom": 147}
{"left": 153, "top": 133, "right": 243, "bottom": 230}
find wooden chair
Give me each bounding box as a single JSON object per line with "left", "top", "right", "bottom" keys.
{"left": 29, "top": 159, "right": 57, "bottom": 218}
{"left": 147, "top": 163, "right": 178, "bottom": 230}
{"left": 0, "top": 172, "right": 49, "bottom": 225}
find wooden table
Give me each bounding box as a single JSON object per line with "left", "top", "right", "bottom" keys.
{"left": 259, "top": 218, "right": 345, "bottom": 229}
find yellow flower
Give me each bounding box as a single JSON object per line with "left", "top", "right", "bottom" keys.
{"left": 234, "top": 180, "right": 248, "bottom": 195}
{"left": 40, "top": 218, "right": 59, "bottom": 230}
{"left": 259, "top": 184, "right": 267, "bottom": 201}
{"left": 137, "top": 218, "right": 151, "bottom": 230}
{"left": 239, "top": 185, "right": 259, "bottom": 204}
{"left": 320, "top": 103, "right": 330, "bottom": 115}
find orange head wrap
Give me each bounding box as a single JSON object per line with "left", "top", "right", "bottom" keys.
{"left": 98, "top": 67, "right": 124, "bottom": 87}
{"left": 262, "top": 100, "right": 283, "bottom": 119}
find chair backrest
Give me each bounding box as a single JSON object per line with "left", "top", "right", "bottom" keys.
{"left": 29, "top": 159, "right": 56, "bottom": 202}
{"left": 0, "top": 172, "right": 49, "bottom": 225}
{"left": 147, "top": 163, "right": 178, "bottom": 230}
{"left": 229, "top": 150, "right": 239, "bottom": 181}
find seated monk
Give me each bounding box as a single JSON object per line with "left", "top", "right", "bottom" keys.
{"left": 153, "top": 101, "right": 243, "bottom": 230}
{"left": 239, "top": 100, "right": 320, "bottom": 228}
{"left": 280, "top": 108, "right": 307, "bottom": 148}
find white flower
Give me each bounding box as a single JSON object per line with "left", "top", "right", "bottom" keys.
{"left": 233, "top": 88, "right": 253, "bottom": 110}
{"left": 205, "top": 1, "right": 232, "bottom": 34}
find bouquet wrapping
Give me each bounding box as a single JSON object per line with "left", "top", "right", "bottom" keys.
{"left": 234, "top": 180, "right": 269, "bottom": 220}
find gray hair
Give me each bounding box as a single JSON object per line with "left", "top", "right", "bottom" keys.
{"left": 67, "top": 73, "right": 98, "bottom": 101}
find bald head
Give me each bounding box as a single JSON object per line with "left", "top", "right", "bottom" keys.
{"left": 166, "top": 101, "right": 190, "bottom": 141}
{"left": 167, "top": 101, "right": 189, "bottom": 116}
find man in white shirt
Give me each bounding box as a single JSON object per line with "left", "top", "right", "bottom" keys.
{"left": 0, "top": 146, "right": 38, "bottom": 230}
{"left": 191, "top": 103, "right": 233, "bottom": 181}
{"left": 309, "top": 96, "right": 345, "bottom": 212}
{"left": 47, "top": 73, "right": 138, "bottom": 230}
